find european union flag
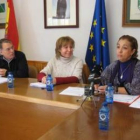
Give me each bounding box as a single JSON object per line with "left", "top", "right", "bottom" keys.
{"left": 85, "top": 0, "right": 110, "bottom": 71}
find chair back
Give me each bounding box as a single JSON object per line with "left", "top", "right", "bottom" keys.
{"left": 27, "top": 60, "right": 90, "bottom": 83}
{"left": 82, "top": 64, "right": 90, "bottom": 84}
{"left": 28, "top": 65, "right": 38, "bottom": 78}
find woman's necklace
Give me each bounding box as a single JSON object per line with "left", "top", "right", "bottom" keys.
{"left": 120, "top": 63, "right": 132, "bottom": 79}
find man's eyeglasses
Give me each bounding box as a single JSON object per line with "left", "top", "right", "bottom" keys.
{"left": 2, "top": 46, "right": 14, "bottom": 52}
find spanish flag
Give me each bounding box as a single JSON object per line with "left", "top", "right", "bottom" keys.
{"left": 5, "top": 0, "right": 20, "bottom": 50}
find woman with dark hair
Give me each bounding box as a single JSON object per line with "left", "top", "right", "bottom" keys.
{"left": 98, "top": 35, "right": 140, "bottom": 95}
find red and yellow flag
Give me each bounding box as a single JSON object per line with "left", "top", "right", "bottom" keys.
{"left": 5, "top": 0, "right": 20, "bottom": 50}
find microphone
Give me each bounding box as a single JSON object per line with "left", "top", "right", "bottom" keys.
{"left": 83, "top": 65, "right": 102, "bottom": 107}
{"left": 85, "top": 65, "right": 102, "bottom": 96}
{"left": 88, "top": 64, "right": 102, "bottom": 84}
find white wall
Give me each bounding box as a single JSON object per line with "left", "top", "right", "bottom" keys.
{"left": 0, "top": 0, "right": 140, "bottom": 63}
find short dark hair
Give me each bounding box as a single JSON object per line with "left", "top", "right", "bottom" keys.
{"left": 118, "top": 35, "right": 138, "bottom": 58}
{"left": 0, "top": 38, "right": 12, "bottom": 49}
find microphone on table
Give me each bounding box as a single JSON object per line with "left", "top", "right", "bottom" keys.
{"left": 82, "top": 65, "right": 102, "bottom": 107}
{"left": 87, "top": 65, "right": 102, "bottom": 95}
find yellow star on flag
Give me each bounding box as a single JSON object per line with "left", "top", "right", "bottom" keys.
{"left": 90, "top": 32, "right": 94, "bottom": 39}
{"left": 101, "top": 39, "right": 106, "bottom": 47}
{"left": 101, "top": 28, "right": 105, "bottom": 33}
{"left": 93, "top": 20, "right": 97, "bottom": 27}
{"left": 92, "top": 55, "right": 96, "bottom": 62}
{"left": 100, "top": 62, "right": 102, "bottom": 66}
{"left": 89, "top": 44, "right": 94, "bottom": 52}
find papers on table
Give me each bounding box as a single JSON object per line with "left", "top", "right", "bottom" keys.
{"left": 114, "top": 94, "right": 139, "bottom": 104}
{"left": 30, "top": 82, "right": 46, "bottom": 88}
{"left": 129, "top": 97, "right": 140, "bottom": 109}
{"left": 59, "top": 87, "right": 84, "bottom": 97}
{"left": 0, "top": 77, "right": 7, "bottom": 84}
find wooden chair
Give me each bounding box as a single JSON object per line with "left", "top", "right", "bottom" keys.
{"left": 27, "top": 60, "right": 90, "bottom": 84}
{"left": 27, "top": 60, "right": 47, "bottom": 73}
{"left": 82, "top": 64, "right": 90, "bottom": 84}
{"left": 28, "top": 65, "right": 38, "bottom": 78}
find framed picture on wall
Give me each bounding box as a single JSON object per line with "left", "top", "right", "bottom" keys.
{"left": 0, "top": 0, "right": 7, "bottom": 29}
{"left": 44, "top": 0, "right": 79, "bottom": 28}
{"left": 122, "top": 0, "right": 140, "bottom": 27}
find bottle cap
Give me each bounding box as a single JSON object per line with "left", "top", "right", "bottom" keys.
{"left": 108, "top": 83, "right": 112, "bottom": 86}
{"left": 102, "top": 101, "right": 108, "bottom": 106}
{"left": 47, "top": 74, "right": 51, "bottom": 78}
{"left": 8, "top": 72, "right": 12, "bottom": 75}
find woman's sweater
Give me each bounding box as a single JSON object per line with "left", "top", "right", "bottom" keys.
{"left": 38, "top": 55, "right": 83, "bottom": 84}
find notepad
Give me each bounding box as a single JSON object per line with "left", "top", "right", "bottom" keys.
{"left": 30, "top": 82, "right": 46, "bottom": 88}
{"left": 59, "top": 87, "right": 84, "bottom": 96}
{"left": 114, "top": 94, "right": 139, "bottom": 104}
{"left": 0, "top": 77, "right": 7, "bottom": 84}
{"left": 129, "top": 97, "right": 140, "bottom": 109}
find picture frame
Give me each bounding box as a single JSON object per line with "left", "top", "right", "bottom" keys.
{"left": 122, "top": 0, "right": 140, "bottom": 27}
{"left": 0, "top": 0, "right": 7, "bottom": 29}
{"left": 44, "top": 0, "right": 79, "bottom": 28}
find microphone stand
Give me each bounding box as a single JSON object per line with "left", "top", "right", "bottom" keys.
{"left": 81, "top": 82, "right": 97, "bottom": 108}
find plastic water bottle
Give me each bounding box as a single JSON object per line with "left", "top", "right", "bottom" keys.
{"left": 46, "top": 74, "right": 53, "bottom": 91}
{"left": 99, "top": 102, "right": 110, "bottom": 130}
{"left": 105, "top": 83, "right": 114, "bottom": 104}
{"left": 7, "top": 72, "right": 14, "bottom": 88}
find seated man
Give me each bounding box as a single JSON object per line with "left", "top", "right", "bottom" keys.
{"left": 0, "top": 38, "right": 29, "bottom": 77}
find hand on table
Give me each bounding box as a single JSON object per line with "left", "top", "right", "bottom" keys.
{"left": 0, "top": 69, "right": 7, "bottom": 77}
{"left": 98, "top": 85, "right": 107, "bottom": 94}
{"left": 41, "top": 76, "right": 47, "bottom": 84}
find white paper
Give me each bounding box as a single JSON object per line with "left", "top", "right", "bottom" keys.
{"left": 59, "top": 87, "right": 84, "bottom": 97}
{"left": 30, "top": 82, "right": 46, "bottom": 88}
{"left": 114, "top": 94, "right": 138, "bottom": 104}
{"left": 129, "top": 97, "right": 140, "bottom": 109}
{"left": 0, "top": 77, "right": 7, "bottom": 84}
